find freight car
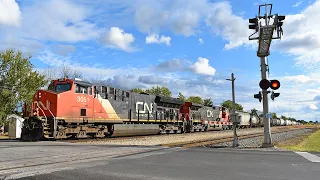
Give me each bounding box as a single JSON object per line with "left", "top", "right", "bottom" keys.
{"left": 250, "top": 115, "right": 260, "bottom": 127}
{"left": 21, "top": 78, "right": 232, "bottom": 141}
{"left": 235, "top": 111, "right": 251, "bottom": 128}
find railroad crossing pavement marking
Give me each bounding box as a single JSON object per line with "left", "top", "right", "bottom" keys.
{"left": 295, "top": 152, "right": 320, "bottom": 163}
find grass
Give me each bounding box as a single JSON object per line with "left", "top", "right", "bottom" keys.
{"left": 0, "top": 134, "right": 9, "bottom": 139}
{"left": 276, "top": 129, "right": 320, "bottom": 152}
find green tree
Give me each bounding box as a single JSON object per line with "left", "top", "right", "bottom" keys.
{"left": 251, "top": 108, "right": 259, "bottom": 117}
{"left": 131, "top": 88, "right": 144, "bottom": 93}
{"left": 203, "top": 98, "right": 213, "bottom": 106}
{"left": 271, "top": 112, "right": 277, "bottom": 118}
{"left": 251, "top": 108, "right": 258, "bottom": 114}
{"left": 0, "top": 49, "right": 47, "bottom": 125}
{"left": 221, "top": 100, "right": 243, "bottom": 111}
{"left": 186, "top": 96, "right": 203, "bottom": 104}
{"left": 300, "top": 120, "right": 307, "bottom": 124}
{"left": 177, "top": 92, "right": 186, "bottom": 101}
{"left": 288, "top": 117, "right": 296, "bottom": 121}
{"left": 281, "top": 115, "right": 287, "bottom": 120}
{"left": 160, "top": 86, "right": 171, "bottom": 97}
{"left": 145, "top": 86, "right": 172, "bottom": 97}
{"left": 145, "top": 86, "right": 162, "bottom": 96}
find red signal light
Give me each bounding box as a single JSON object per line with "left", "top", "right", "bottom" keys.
{"left": 270, "top": 80, "right": 280, "bottom": 90}
{"left": 259, "top": 79, "right": 270, "bottom": 90}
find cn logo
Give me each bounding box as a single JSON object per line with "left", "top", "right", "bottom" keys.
{"left": 34, "top": 100, "right": 50, "bottom": 110}
{"left": 207, "top": 110, "right": 215, "bottom": 117}
{"left": 136, "top": 102, "right": 153, "bottom": 113}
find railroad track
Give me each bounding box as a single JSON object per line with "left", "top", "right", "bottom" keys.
{"left": 161, "top": 126, "right": 311, "bottom": 148}
{"left": 58, "top": 126, "right": 310, "bottom": 146}
{"left": 59, "top": 126, "right": 270, "bottom": 143}
{"left": 57, "top": 128, "right": 234, "bottom": 143}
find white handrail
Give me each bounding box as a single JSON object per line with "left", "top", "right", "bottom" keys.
{"left": 36, "top": 102, "right": 47, "bottom": 123}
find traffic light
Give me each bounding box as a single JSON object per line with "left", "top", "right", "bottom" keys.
{"left": 277, "top": 15, "right": 285, "bottom": 26}
{"left": 271, "top": 91, "right": 280, "bottom": 101}
{"left": 274, "top": 15, "right": 285, "bottom": 37}
{"left": 249, "top": 17, "right": 259, "bottom": 31}
{"left": 270, "top": 80, "right": 280, "bottom": 90}
{"left": 254, "top": 91, "right": 262, "bottom": 102}
{"left": 259, "top": 79, "right": 270, "bottom": 90}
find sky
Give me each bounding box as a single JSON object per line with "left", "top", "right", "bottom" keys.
{"left": 0, "top": 0, "right": 320, "bottom": 122}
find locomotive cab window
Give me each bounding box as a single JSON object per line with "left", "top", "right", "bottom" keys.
{"left": 75, "top": 84, "right": 88, "bottom": 94}
{"left": 88, "top": 87, "right": 92, "bottom": 95}
{"left": 56, "top": 83, "right": 71, "bottom": 92}
{"left": 48, "top": 82, "right": 55, "bottom": 91}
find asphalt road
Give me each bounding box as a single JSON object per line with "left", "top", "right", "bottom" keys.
{"left": 8, "top": 146, "right": 319, "bottom": 180}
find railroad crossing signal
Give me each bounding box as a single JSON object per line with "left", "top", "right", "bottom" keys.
{"left": 254, "top": 91, "right": 262, "bottom": 102}
{"left": 259, "top": 79, "right": 270, "bottom": 90}
{"left": 259, "top": 79, "right": 280, "bottom": 90}
{"left": 271, "top": 91, "right": 280, "bottom": 101}
{"left": 249, "top": 17, "right": 259, "bottom": 31}
{"left": 270, "top": 80, "right": 280, "bottom": 90}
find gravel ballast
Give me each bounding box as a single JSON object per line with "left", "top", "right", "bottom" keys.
{"left": 206, "top": 128, "right": 313, "bottom": 150}
{"left": 76, "top": 126, "right": 295, "bottom": 146}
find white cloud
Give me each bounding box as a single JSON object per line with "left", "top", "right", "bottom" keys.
{"left": 133, "top": 0, "right": 254, "bottom": 49}
{"left": 272, "top": 0, "right": 320, "bottom": 72}
{"left": 146, "top": 33, "right": 171, "bottom": 46}
{"left": 281, "top": 75, "right": 318, "bottom": 84}
{"left": 154, "top": 57, "right": 216, "bottom": 76}
{"left": 106, "top": 75, "right": 146, "bottom": 90}
{"left": 138, "top": 75, "right": 165, "bottom": 85}
{"left": 53, "top": 45, "right": 76, "bottom": 56}
{"left": 155, "top": 58, "right": 187, "bottom": 72}
{"left": 199, "top": 38, "right": 204, "bottom": 44}
{"left": 205, "top": 2, "right": 253, "bottom": 50}
{"left": 99, "top": 27, "right": 135, "bottom": 52}
{"left": 37, "top": 50, "right": 73, "bottom": 67}
{"left": 0, "top": 0, "right": 99, "bottom": 54}
{"left": 189, "top": 57, "right": 216, "bottom": 76}
{"left": 134, "top": 0, "right": 207, "bottom": 36}
{"left": 0, "top": 34, "right": 43, "bottom": 54}
{"left": 21, "top": 0, "right": 99, "bottom": 42}
{"left": 293, "top": 1, "right": 303, "bottom": 7}
{"left": 309, "top": 104, "right": 318, "bottom": 110}
{"left": 0, "top": 0, "right": 21, "bottom": 27}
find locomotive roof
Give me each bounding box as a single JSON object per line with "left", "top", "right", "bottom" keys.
{"left": 74, "top": 80, "right": 93, "bottom": 87}
{"left": 190, "top": 102, "right": 203, "bottom": 108}
{"left": 155, "top": 95, "right": 185, "bottom": 105}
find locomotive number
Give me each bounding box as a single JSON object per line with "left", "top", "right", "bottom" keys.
{"left": 77, "top": 96, "right": 89, "bottom": 103}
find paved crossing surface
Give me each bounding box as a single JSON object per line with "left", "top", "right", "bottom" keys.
{"left": 0, "top": 140, "right": 319, "bottom": 180}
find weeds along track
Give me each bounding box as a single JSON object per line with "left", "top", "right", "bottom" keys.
{"left": 161, "top": 126, "right": 313, "bottom": 148}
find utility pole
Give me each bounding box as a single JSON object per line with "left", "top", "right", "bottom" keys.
{"left": 226, "top": 73, "right": 239, "bottom": 147}
{"left": 249, "top": 4, "right": 285, "bottom": 147}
